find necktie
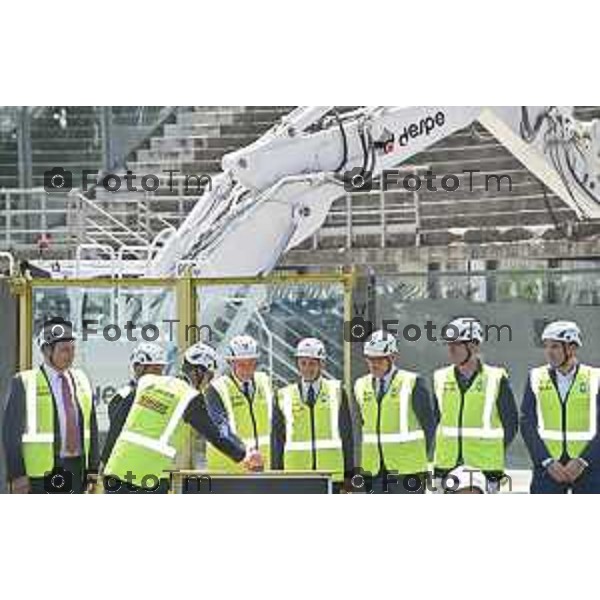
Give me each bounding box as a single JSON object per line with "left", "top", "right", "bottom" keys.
{"left": 242, "top": 381, "right": 258, "bottom": 450}
{"left": 376, "top": 378, "right": 386, "bottom": 474}
{"left": 377, "top": 378, "right": 386, "bottom": 402}
{"left": 59, "top": 373, "right": 79, "bottom": 455}
{"left": 306, "top": 384, "right": 317, "bottom": 470}
{"left": 306, "top": 384, "right": 316, "bottom": 406}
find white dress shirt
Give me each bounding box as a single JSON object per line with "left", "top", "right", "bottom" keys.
{"left": 301, "top": 378, "right": 322, "bottom": 403}
{"left": 554, "top": 363, "right": 578, "bottom": 403}
{"left": 42, "top": 363, "right": 81, "bottom": 457}
{"left": 374, "top": 367, "right": 397, "bottom": 397}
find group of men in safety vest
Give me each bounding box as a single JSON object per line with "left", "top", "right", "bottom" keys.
{"left": 3, "top": 315, "right": 600, "bottom": 494}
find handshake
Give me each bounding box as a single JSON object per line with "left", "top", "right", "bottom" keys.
{"left": 241, "top": 448, "right": 264, "bottom": 472}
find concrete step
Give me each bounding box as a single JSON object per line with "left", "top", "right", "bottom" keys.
{"left": 420, "top": 207, "right": 573, "bottom": 230}
{"left": 127, "top": 159, "right": 221, "bottom": 174}
{"left": 419, "top": 195, "right": 571, "bottom": 217}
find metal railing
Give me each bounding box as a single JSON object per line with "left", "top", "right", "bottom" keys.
{"left": 310, "top": 166, "right": 429, "bottom": 250}
{"left": 0, "top": 186, "right": 197, "bottom": 254}
{"left": 0, "top": 188, "right": 73, "bottom": 249}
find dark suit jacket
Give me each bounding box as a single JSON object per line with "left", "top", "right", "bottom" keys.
{"left": 2, "top": 365, "right": 99, "bottom": 484}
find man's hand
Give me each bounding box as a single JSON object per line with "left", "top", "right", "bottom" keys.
{"left": 10, "top": 476, "right": 31, "bottom": 494}
{"left": 242, "top": 448, "right": 264, "bottom": 472}
{"left": 546, "top": 461, "right": 570, "bottom": 484}
{"left": 564, "top": 459, "right": 587, "bottom": 483}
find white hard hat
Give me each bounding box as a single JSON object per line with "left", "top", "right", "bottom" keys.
{"left": 184, "top": 342, "right": 218, "bottom": 371}
{"left": 445, "top": 465, "right": 487, "bottom": 494}
{"left": 295, "top": 338, "right": 326, "bottom": 361}
{"left": 226, "top": 335, "right": 259, "bottom": 360}
{"left": 129, "top": 342, "right": 168, "bottom": 369}
{"left": 364, "top": 330, "right": 398, "bottom": 357}
{"left": 542, "top": 320, "right": 582, "bottom": 347}
{"left": 444, "top": 317, "right": 484, "bottom": 344}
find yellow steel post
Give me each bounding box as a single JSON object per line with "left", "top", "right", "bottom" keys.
{"left": 175, "top": 271, "right": 198, "bottom": 469}
{"left": 176, "top": 271, "right": 197, "bottom": 351}
{"left": 10, "top": 276, "right": 33, "bottom": 370}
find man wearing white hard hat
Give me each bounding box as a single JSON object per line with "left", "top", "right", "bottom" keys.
{"left": 203, "top": 334, "right": 274, "bottom": 473}
{"left": 433, "top": 317, "right": 518, "bottom": 493}
{"left": 354, "top": 330, "right": 436, "bottom": 493}
{"left": 272, "top": 338, "right": 355, "bottom": 492}
{"left": 3, "top": 317, "right": 99, "bottom": 494}
{"left": 180, "top": 341, "right": 220, "bottom": 481}
{"left": 100, "top": 342, "right": 169, "bottom": 470}
{"left": 102, "top": 341, "right": 262, "bottom": 492}
{"left": 521, "top": 320, "right": 600, "bottom": 493}
{"left": 181, "top": 341, "right": 218, "bottom": 392}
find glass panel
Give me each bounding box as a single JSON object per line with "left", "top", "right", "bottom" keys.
{"left": 196, "top": 281, "right": 346, "bottom": 387}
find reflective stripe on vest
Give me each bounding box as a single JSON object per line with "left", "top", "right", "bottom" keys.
{"left": 279, "top": 380, "right": 343, "bottom": 451}
{"left": 119, "top": 375, "right": 197, "bottom": 459}
{"left": 21, "top": 369, "right": 54, "bottom": 444}
{"left": 19, "top": 367, "right": 93, "bottom": 476}
{"left": 530, "top": 365, "right": 599, "bottom": 455}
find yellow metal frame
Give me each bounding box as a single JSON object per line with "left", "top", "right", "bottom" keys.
{"left": 11, "top": 271, "right": 355, "bottom": 367}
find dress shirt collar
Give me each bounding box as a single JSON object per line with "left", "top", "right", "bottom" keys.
{"left": 301, "top": 377, "right": 322, "bottom": 401}
{"left": 375, "top": 366, "right": 397, "bottom": 394}
{"left": 42, "top": 361, "right": 68, "bottom": 382}
{"left": 552, "top": 362, "right": 578, "bottom": 379}
{"left": 232, "top": 373, "right": 254, "bottom": 396}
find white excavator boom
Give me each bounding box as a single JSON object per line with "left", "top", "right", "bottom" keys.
{"left": 148, "top": 106, "right": 600, "bottom": 278}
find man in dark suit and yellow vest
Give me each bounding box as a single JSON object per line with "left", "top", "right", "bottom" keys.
{"left": 354, "top": 329, "right": 436, "bottom": 493}
{"left": 521, "top": 320, "right": 600, "bottom": 493}
{"left": 272, "top": 338, "right": 355, "bottom": 492}
{"left": 432, "top": 317, "right": 518, "bottom": 493}
{"left": 100, "top": 342, "right": 169, "bottom": 471}
{"left": 2, "top": 317, "right": 99, "bottom": 493}
{"left": 203, "top": 335, "right": 274, "bottom": 473}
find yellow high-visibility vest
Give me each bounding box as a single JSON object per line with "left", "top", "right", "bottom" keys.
{"left": 434, "top": 364, "right": 506, "bottom": 471}
{"left": 530, "top": 364, "right": 600, "bottom": 460}
{"left": 277, "top": 379, "right": 344, "bottom": 480}
{"left": 355, "top": 370, "right": 428, "bottom": 475}
{"left": 19, "top": 367, "right": 93, "bottom": 477}
{"left": 104, "top": 374, "right": 197, "bottom": 483}
{"left": 206, "top": 372, "right": 274, "bottom": 473}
